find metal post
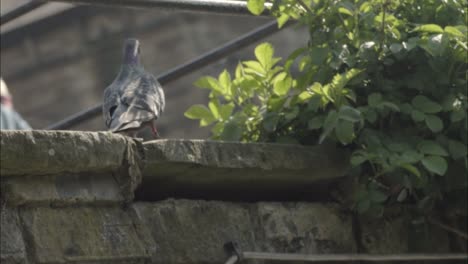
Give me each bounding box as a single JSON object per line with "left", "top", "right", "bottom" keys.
{"left": 44, "top": 0, "right": 272, "bottom": 16}
{"left": 45, "top": 19, "right": 294, "bottom": 130}
{"left": 1, "top": 1, "right": 46, "bottom": 26}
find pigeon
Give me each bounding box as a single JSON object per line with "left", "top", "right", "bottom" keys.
{"left": 103, "top": 38, "right": 165, "bottom": 138}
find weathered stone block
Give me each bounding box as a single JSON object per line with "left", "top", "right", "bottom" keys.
{"left": 359, "top": 211, "right": 450, "bottom": 255}
{"left": 132, "top": 199, "right": 256, "bottom": 264}
{"left": 132, "top": 199, "right": 358, "bottom": 264}
{"left": 20, "top": 206, "right": 155, "bottom": 264}
{"left": 0, "top": 130, "right": 143, "bottom": 204}
{"left": 0, "top": 131, "right": 129, "bottom": 176}
{"left": 359, "top": 215, "right": 410, "bottom": 254}
{"left": 1, "top": 206, "right": 27, "bottom": 264}
{"left": 255, "top": 202, "right": 356, "bottom": 254}
{"left": 140, "top": 139, "right": 349, "bottom": 200}
{"left": 1, "top": 173, "right": 125, "bottom": 206}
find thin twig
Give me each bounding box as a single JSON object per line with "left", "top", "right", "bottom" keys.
{"left": 428, "top": 217, "right": 468, "bottom": 240}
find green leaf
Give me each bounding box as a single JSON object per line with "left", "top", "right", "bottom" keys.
{"left": 277, "top": 13, "right": 290, "bottom": 28}
{"left": 414, "top": 24, "right": 444, "bottom": 33}
{"left": 448, "top": 140, "right": 467, "bottom": 159}
{"left": 364, "top": 108, "right": 377, "bottom": 123}
{"left": 368, "top": 93, "right": 382, "bottom": 107}
{"left": 184, "top": 104, "right": 212, "bottom": 119}
{"left": 351, "top": 151, "right": 368, "bottom": 166}
{"left": 247, "top": 0, "right": 265, "bottom": 15}
{"left": 285, "top": 47, "right": 306, "bottom": 71}
{"left": 194, "top": 76, "right": 223, "bottom": 93}
{"left": 338, "top": 7, "right": 353, "bottom": 16}
{"left": 421, "top": 156, "right": 448, "bottom": 176}
{"left": 310, "top": 47, "right": 329, "bottom": 65}
{"left": 298, "top": 91, "right": 312, "bottom": 102}
{"left": 255, "top": 42, "right": 275, "bottom": 70}
{"left": 220, "top": 119, "right": 242, "bottom": 141}
{"left": 411, "top": 110, "right": 425, "bottom": 122}
{"left": 308, "top": 116, "right": 324, "bottom": 130}
{"left": 218, "top": 70, "right": 231, "bottom": 90}
{"left": 335, "top": 119, "right": 354, "bottom": 144}
{"left": 400, "top": 163, "right": 421, "bottom": 178}
{"left": 390, "top": 43, "right": 403, "bottom": 54}
{"left": 263, "top": 112, "right": 280, "bottom": 132}
{"left": 451, "top": 110, "right": 466, "bottom": 122}
{"left": 400, "top": 103, "right": 412, "bottom": 114}
{"left": 268, "top": 97, "right": 286, "bottom": 111}
{"left": 184, "top": 105, "right": 216, "bottom": 127}
{"left": 380, "top": 102, "right": 400, "bottom": 112}
{"left": 369, "top": 189, "right": 388, "bottom": 203}
{"left": 424, "top": 115, "right": 444, "bottom": 132}
{"left": 211, "top": 122, "right": 224, "bottom": 136}
{"left": 284, "top": 106, "right": 299, "bottom": 120}
{"left": 208, "top": 100, "right": 220, "bottom": 119}
{"left": 338, "top": 105, "right": 362, "bottom": 123}
{"left": 417, "top": 140, "right": 449, "bottom": 156}
{"left": 307, "top": 94, "right": 322, "bottom": 112}
{"left": 444, "top": 26, "right": 464, "bottom": 38}
{"left": 319, "top": 110, "right": 339, "bottom": 144}
{"left": 243, "top": 60, "right": 266, "bottom": 76}
{"left": 419, "top": 34, "right": 446, "bottom": 57}
{"left": 401, "top": 150, "right": 423, "bottom": 163}
{"left": 235, "top": 63, "right": 243, "bottom": 79}
{"left": 441, "top": 94, "right": 457, "bottom": 111}
{"left": 219, "top": 103, "right": 235, "bottom": 121}
{"left": 273, "top": 73, "right": 292, "bottom": 95}
{"left": 411, "top": 95, "right": 442, "bottom": 113}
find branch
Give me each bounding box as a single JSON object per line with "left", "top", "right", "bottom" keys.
{"left": 428, "top": 217, "right": 468, "bottom": 240}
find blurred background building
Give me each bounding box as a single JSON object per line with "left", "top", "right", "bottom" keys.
{"left": 0, "top": 0, "right": 307, "bottom": 138}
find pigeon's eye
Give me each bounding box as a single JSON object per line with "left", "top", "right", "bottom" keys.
{"left": 109, "top": 106, "right": 117, "bottom": 117}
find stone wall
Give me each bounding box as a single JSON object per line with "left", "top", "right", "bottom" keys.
{"left": 0, "top": 131, "right": 459, "bottom": 263}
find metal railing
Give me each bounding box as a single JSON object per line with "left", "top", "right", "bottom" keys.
{"left": 1, "top": 0, "right": 271, "bottom": 26}
{"left": 0, "top": 1, "right": 46, "bottom": 26}
{"left": 46, "top": 0, "right": 272, "bottom": 16}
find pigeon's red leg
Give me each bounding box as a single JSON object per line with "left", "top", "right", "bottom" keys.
{"left": 150, "top": 121, "right": 160, "bottom": 138}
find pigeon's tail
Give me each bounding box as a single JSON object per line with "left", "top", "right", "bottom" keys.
{"left": 109, "top": 104, "right": 155, "bottom": 133}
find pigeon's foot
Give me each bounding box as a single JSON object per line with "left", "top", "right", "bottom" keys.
{"left": 149, "top": 121, "right": 160, "bottom": 139}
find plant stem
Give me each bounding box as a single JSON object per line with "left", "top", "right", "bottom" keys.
{"left": 378, "top": 1, "right": 387, "bottom": 56}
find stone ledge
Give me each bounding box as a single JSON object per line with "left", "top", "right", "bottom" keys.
{"left": 1, "top": 131, "right": 349, "bottom": 203}
{"left": 140, "top": 139, "right": 349, "bottom": 200}
{"left": 0, "top": 130, "right": 132, "bottom": 176}
{"left": 0, "top": 130, "right": 142, "bottom": 205}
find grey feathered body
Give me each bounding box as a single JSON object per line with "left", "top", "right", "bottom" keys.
{"left": 103, "top": 65, "right": 165, "bottom": 133}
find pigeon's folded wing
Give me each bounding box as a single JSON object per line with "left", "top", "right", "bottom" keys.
{"left": 103, "top": 83, "right": 121, "bottom": 127}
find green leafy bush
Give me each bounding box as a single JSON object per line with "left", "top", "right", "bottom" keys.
{"left": 185, "top": 0, "right": 467, "bottom": 215}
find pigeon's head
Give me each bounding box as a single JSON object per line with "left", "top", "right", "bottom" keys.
{"left": 123, "top": 38, "right": 141, "bottom": 65}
